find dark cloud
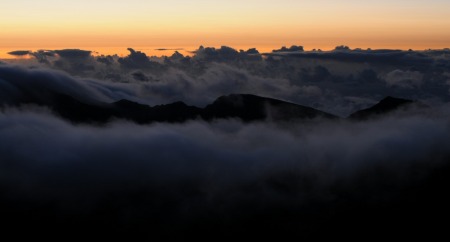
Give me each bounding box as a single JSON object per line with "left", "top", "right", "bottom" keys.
{"left": 163, "top": 51, "right": 190, "bottom": 66}
{"left": 1, "top": 107, "right": 450, "bottom": 239}
{"left": 272, "top": 45, "right": 304, "bottom": 53}
{"left": 96, "top": 55, "right": 115, "bottom": 65}
{"left": 333, "top": 45, "right": 351, "bottom": 51}
{"left": 0, "top": 64, "right": 139, "bottom": 105}
{"left": 265, "top": 48, "right": 435, "bottom": 68}
{"left": 51, "top": 49, "right": 97, "bottom": 73}
{"left": 7, "top": 50, "right": 32, "bottom": 56}
{"left": 193, "top": 46, "right": 263, "bottom": 63}
{"left": 30, "top": 50, "right": 56, "bottom": 64}
{"left": 194, "top": 45, "right": 240, "bottom": 62}
{"left": 2, "top": 48, "right": 450, "bottom": 239}
{"left": 4, "top": 46, "right": 450, "bottom": 116}
{"left": 131, "top": 71, "right": 151, "bottom": 82}
{"left": 54, "top": 49, "right": 92, "bottom": 59}
{"left": 384, "top": 69, "right": 423, "bottom": 88}
{"left": 155, "top": 48, "right": 184, "bottom": 51}
{"left": 118, "top": 48, "right": 163, "bottom": 70}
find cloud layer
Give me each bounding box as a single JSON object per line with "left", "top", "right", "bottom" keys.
{"left": 1, "top": 46, "right": 450, "bottom": 239}
{"left": 5, "top": 46, "right": 450, "bottom": 116}
{"left": 1, "top": 106, "right": 450, "bottom": 239}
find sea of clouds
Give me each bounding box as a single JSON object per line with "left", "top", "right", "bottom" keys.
{"left": 1, "top": 46, "right": 450, "bottom": 239}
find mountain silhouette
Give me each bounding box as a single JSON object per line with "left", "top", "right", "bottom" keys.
{"left": 2, "top": 92, "right": 428, "bottom": 124}
{"left": 2, "top": 93, "right": 337, "bottom": 124}
{"left": 349, "top": 96, "right": 419, "bottom": 120}
{"left": 202, "top": 94, "right": 336, "bottom": 121}
{"left": 112, "top": 99, "right": 202, "bottom": 123}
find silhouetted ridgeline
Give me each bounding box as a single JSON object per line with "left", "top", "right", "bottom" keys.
{"left": 349, "top": 96, "right": 426, "bottom": 120}
{"left": 1, "top": 59, "right": 448, "bottom": 241}
{"left": 1, "top": 90, "right": 427, "bottom": 124}
{"left": 2, "top": 47, "right": 450, "bottom": 117}
{"left": 1, "top": 92, "right": 340, "bottom": 123}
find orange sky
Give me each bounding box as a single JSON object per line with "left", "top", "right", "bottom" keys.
{"left": 1, "top": 0, "right": 449, "bottom": 58}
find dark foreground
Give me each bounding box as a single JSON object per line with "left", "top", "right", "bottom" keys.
{"left": 2, "top": 159, "right": 450, "bottom": 241}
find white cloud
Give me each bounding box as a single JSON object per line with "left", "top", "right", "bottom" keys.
{"left": 384, "top": 69, "right": 423, "bottom": 89}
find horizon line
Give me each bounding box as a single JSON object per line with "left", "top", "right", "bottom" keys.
{"left": 2, "top": 44, "right": 450, "bottom": 60}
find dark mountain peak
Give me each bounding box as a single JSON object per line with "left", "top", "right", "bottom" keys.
{"left": 111, "top": 99, "right": 201, "bottom": 123}
{"left": 212, "top": 94, "right": 291, "bottom": 106}
{"left": 203, "top": 94, "right": 337, "bottom": 121}
{"left": 152, "top": 101, "right": 202, "bottom": 122}
{"left": 378, "top": 96, "right": 413, "bottom": 106}
{"left": 203, "top": 94, "right": 268, "bottom": 121}
{"left": 46, "top": 92, "right": 113, "bottom": 123}
{"left": 349, "top": 96, "right": 417, "bottom": 120}
{"left": 211, "top": 94, "right": 270, "bottom": 108}
{"left": 114, "top": 99, "right": 139, "bottom": 105}
{"left": 10, "top": 91, "right": 424, "bottom": 125}
{"left": 113, "top": 99, "right": 150, "bottom": 109}
{"left": 155, "top": 101, "right": 189, "bottom": 108}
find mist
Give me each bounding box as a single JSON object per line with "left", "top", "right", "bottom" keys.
{"left": 1, "top": 106, "right": 450, "bottom": 239}
{"left": 4, "top": 46, "right": 450, "bottom": 116}
{"left": 1, "top": 47, "right": 450, "bottom": 239}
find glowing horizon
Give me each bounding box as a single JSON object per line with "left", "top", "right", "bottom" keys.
{"left": 1, "top": 0, "right": 449, "bottom": 57}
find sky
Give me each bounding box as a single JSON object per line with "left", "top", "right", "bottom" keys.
{"left": 2, "top": 1, "right": 450, "bottom": 238}
{"left": 1, "top": 0, "right": 449, "bottom": 56}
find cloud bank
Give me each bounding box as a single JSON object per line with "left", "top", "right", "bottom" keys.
{"left": 1, "top": 46, "right": 450, "bottom": 239}
{"left": 1, "top": 105, "right": 450, "bottom": 239}
{"left": 5, "top": 46, "right": 450, "bottom": 116}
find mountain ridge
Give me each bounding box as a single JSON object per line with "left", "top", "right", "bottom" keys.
{"left": 349, "top": 96, "right": 424, "bottom": 120}
{"left": 0, "top": 92, "right": 425, "bottom": 124}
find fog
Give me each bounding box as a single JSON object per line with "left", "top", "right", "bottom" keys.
{"left": 4, "top": 46, "right": 450, "bottom": 116}
{"left": 1, "top": 47, "right": 450, "bottom": 239}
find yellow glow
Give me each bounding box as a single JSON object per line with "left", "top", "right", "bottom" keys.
{"left": 1, "top": 0, "right": 449, "bottom": 57}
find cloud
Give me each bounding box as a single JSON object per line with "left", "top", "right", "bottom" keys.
{"left": 96, "top": 55, "right": 115, "bottom": 65}
{"left": 298, "top": 85, "right": 322, "bottom": 96}
{"left": 54, "top": 49, "right": 92, "bottom": 59}
{"left": 1, "top": 107, "right": 450, "bottom": 239}
{"left": 7, "top": 50, "right": 32, "bottom": 56}
{"left": 155, "top": 48, "right": 184, "bottom": 51}
{"left": 265, "top": 48, "right": 435, "bottom": 68}
{"left": 194, "top": 46, "right": 240, "bottom": 62}
{"left": 130, "top": 71, "right": 151, "bottom": 82}
{"left": 384, "top": 69, "right": 423, "bottom": 89}
{"left": 2, "top": 48, "right": 450, "bottom": 238}
{"left": 0, "top": 64, "right": 139, "bottom": 105}
{"left": 272, "top": 45, "right": 304, "bottom": 53}
{"left": 3, "top": 46, "right": 450, "bottom": 116}
{"left": 193, "top": 46, "right": 263, "bottom": 62}
{"left": 118, "top": 48, "right": 163, "bottom": 69}
{"left": 0, "top": 63, "right": 299, "bottom": 110}
{"left": 145, "top": 62, "right": 300, "bottom": 106}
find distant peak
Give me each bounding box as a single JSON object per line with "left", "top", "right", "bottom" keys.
{"left": 114, "top": 99, "right": 137, "bottom": 104}
{"left": 163, "top": 101, "right": 188, "bottom": 107}
{"left": 379, "top": 96, "right": 413, "bottom": 104}
{"left": 349, "top": 96, "right": 416, "bottom": 120}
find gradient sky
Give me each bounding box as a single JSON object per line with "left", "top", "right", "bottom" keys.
{"left": 1, "top": 0, "right": 449, "bottom": 53}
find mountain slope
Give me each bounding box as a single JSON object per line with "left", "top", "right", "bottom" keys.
{"left": 202, "top": 94, "right": 337, "bottom": 122}
{"left": 1, "top": 93, "right": 337, "bottom": 124}
{"left": 3, "top": 92, "right": 429, "bottom": 124}
{"left": 349, "top": 96, "right": 418, "bottom": 120}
